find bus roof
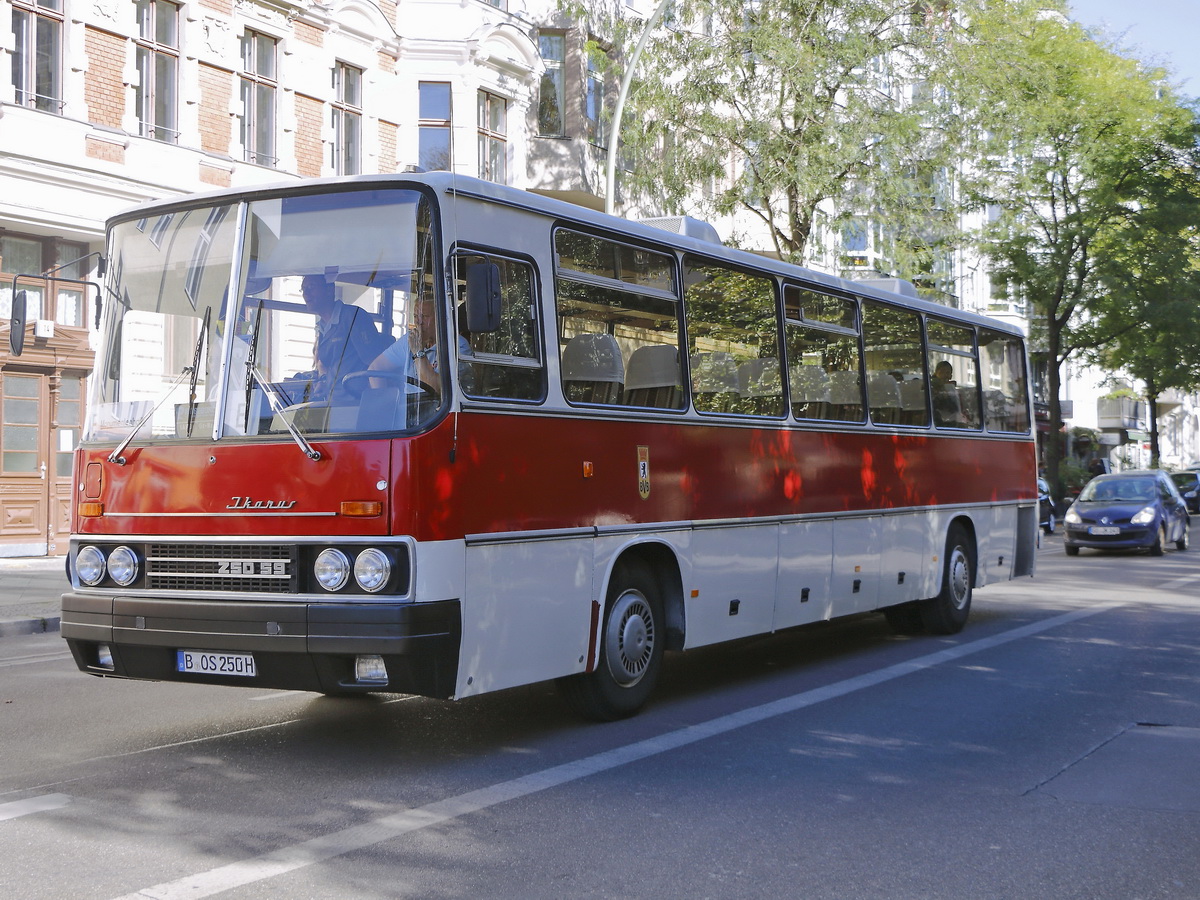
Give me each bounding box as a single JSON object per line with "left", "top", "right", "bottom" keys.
{"left": 109, "top": 171, "right": 1024, "bottom": 337}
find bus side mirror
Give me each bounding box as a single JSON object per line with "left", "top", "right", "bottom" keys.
{"left": 465, "top": 263, "right": 501, "bottom": 334}
{"left": 8, "top": 290, "right": 27, "bottom": 356}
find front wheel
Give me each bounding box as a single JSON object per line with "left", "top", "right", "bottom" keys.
{"left": 1176, "top": 523, "right": 1189, "bottom": 552}
{"left": 1150, "top": 525, "right": 1166, "bottom": 557}
{"left": 918, "top": 525, "right": 974, "bottom": 635}
{"left": 1065, "top": 544, "right": 1080, "bottom": 557}
{"left": 557, "top": 560, "right": 665, "bottom": 721}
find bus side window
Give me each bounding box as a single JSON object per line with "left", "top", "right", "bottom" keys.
{"left": 684, "top": 256, "right": 783, "bottom": 417}
{"left": 861, "top": 301, "right": 926, "bottom": 427}
{"left": 979, "top": 328, "right": 1031, "bottom": 433}
{"left": 456, "top": 253, "right": 545, "bottom": 402}
{"left": 553, "top": 229, "right": 682, "bottom": 409}
{"left": 927, "top": 319, "right": 981, "bottom": 430}
{"left": 783, "top": 286, "right": 863, "bottom": 423}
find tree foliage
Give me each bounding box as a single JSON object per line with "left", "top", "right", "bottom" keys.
{"left": 965, "top": 9, "right": 1200, "bottom": 484}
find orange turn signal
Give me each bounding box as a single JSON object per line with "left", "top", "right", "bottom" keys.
{"left": 79, "top": 502, "right": 104, "bottom": 517}
{"left": 340, "top": 501, "right": 382, "bottom": 517}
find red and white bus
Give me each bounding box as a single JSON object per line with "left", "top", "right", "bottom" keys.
{"left": 58, "top": 173, "right": 1037, "bottom": 719}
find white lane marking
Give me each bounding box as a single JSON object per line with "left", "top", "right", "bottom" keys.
{"left": 0, "top": 650, "right": 73, "bottom": 669}
{"left": 111, "top": 604, "right": 1117, "bottom": 900}
{"left": 1158, "top": 574, "right": 1200, "bottom": 591}
{"left": 0, "top": 793, "right": 71, "bottom": 822}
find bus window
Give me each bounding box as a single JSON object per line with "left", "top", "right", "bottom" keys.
{"left": 455, "top": 253, "right": 544, "bottom": 402}
{"left": 926, "top": 319, "right": 981, "bottom": 430}
{"left": 979, "top": 328, "right": 1031, "bottom": 432}
{"left": 684, "top": 257, "right": 782, "bottom": 417}
{"left": 862, "top": 301, "right": 926, "bottom": 427}
{"left": 782, "top": 287, "right": 862, "bottom": 423}
{"left": 554, "top": 230, "right": 682, "bottom": 409}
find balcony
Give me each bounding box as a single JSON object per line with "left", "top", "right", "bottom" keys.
{"left": 1097, "top": 396, "right": 1144, "bottom": 431}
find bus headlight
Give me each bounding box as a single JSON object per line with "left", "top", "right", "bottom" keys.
{"left": 354, "top": 548, "right": 391, "bottom": 592}
{"left": 77, "top": 546, "right": 107, "bottom": 586}
{"left": 108, "top": 546, "right": 140, "bottom": 586}
{"left": 314, "top": 548, "right": 351, "bottom": 591}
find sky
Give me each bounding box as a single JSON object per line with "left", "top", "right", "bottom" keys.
{"left": 1068, "top": 0, "right": 1200, "bottom": 98}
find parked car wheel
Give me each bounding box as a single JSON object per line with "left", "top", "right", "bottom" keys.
{"left": 1042, "top": 512, "right": 1056, "bottom": 535}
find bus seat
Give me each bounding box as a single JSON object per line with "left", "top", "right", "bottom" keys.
{"left": 737, "top": 358, "right": 784, "bottom": 415}
{"left": 827, "top": 369, "right": 863, "bottom": 420}
{"left": 790, "top": 365, "right": 831, "bottom": 419}
{"left": 690, "top": 351, "right": 740, "bottom": 413}
{"left": 624, "top": 344, "right": 682, "bottom": 409}
{"left": 562, "top": 333, "right": 624, "bottom": 404}
{"left": 867, "top": 372, "right": 901, "bottom": 424}
{"left": 898, "top": 378, "right": 928, "bottom": 426}
{"left": 932, "top": 383, "right": 964, "bottom": 427}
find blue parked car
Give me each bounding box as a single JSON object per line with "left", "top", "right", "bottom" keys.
{"left": 1170, "top": 471, "right": 1200, "bottom": 514}
{"left": 1063, "top": 470, "right": 1189, "bottom": 557}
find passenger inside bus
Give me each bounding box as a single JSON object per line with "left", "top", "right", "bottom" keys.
{"left": 931, "top": 359, "right": 964, "bottom": 427}
{"left": 298, "top": 274, "right": 392, "bottom": 400}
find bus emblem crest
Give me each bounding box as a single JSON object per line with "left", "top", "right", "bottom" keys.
{"left": 637, "top": 446, "right": 650, "bottom": 500}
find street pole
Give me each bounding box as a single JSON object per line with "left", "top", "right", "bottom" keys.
{"left": 604, "top": 0, "right": 674, "bottom": 216}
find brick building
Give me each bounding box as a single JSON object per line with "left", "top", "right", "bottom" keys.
{"left": 1, "top": 0, "right": 616, "bottom": 555}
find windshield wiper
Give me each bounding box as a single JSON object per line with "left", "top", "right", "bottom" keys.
{"left": 249, "top": 366, "right": 322, "bottom": 461}
{"left": 243, "top": 300, "right": 264, "bottom": 433}
{"left": 109, "top": 311, "right": 210, "bottom": 464}
{"left": 185, "top": 307, "right": 211, "bottom": 437}
{"left": 107, "top": 366, "right": 194, "bottom": 465}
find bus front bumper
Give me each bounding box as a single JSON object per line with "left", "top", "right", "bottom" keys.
{"left": 60, "top": 593, "right": 461, "bottom": 698}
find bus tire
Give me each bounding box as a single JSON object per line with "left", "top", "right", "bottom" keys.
{"left": 557, "top": 560, "right": 664, "bottom": 721}
{"left": 919, "top": 525, "right": 974, "bottom": 635}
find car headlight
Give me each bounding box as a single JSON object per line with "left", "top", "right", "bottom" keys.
{"left": 107, "top": 546, "right": 140, "bottom": 586}
{"left": 1131, "top": 506, "right": 1156, "bottom": 525}
{"left": 1064, "top": 506, "right": 1081, "bottom": 525}
{"left": 314, "top": 548, "right": 351, "bottom": 591}
{"left": 353, "top": 548, "right": 391, "bottom": 592}
{"left": 76, "top": 545, "right": 106, "bottom": 586}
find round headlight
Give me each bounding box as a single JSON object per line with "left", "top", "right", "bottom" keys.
{"left": 314, "top": 548, "right": 351, "bottom": 591}
{"left": 354, "top": 548, "right": 391, "bottom": 593}
{"left": 76, "top": 546, "right": 106, "bottom": 586}
{"left": 108, "top": 546, "right": 140, "bottom": 586}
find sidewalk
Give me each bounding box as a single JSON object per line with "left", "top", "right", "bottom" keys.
{"left": 0, "top": 556, "right": 68, "bottom": 637}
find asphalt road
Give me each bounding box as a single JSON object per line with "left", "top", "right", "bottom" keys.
{"left": 2, "top": 536, "right": 1198, "bottom": 899}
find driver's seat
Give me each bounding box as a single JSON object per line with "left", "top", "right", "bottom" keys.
{"left": 356, "top": 385, "right": 405, "bottom": 431}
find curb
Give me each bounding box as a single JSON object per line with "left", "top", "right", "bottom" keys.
{"left": 0, "top": 616, "right": 62, "bottom": 638}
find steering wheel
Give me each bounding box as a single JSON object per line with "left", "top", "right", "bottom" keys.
{"left": 340, "top": 369, "right": 432, "bottom": 396}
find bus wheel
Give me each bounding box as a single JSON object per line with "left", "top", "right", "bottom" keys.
{"left": 919, "top": 525, "right": 973, "bottom": 635}
{"left": 557, "top": 561, "right": 664, "bottom": 721}
{"left": 883, "top": 602, "right": 924, "bottom": 635}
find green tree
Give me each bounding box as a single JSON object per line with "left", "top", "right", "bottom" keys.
{"left": 1085, "top": 153, "right": 1200, "bottom": 465}
{"left": 964, "top": 11, "right": 1198, "bottom": 493}
{"left": 594, "top": 0, "right": 1032, "bottom": 278}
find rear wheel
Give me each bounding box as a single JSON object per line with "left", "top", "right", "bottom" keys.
{"left": 919, "top": 525, "right": 974, "bottom": 635}
{"left": 557, "top": 560, "right": 664, "bottom": 721}
{"left": 1042, "top": 513, "right": 1056, "bottom": 535}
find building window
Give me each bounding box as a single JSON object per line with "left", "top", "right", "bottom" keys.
{"left": 0, "top": 236, "right": 46, "bottom": 321}
{"left": 418, "top": 82, "right": 452, "bottom": 171}
{"left": 537, "top": 33, "right": 565, "bottom": 136}
{"left": 240, "top": 30, "right": 278, "bottom": 167}
{"left": 585, "top": 45, "right": 608, "bottom": 147}
{"left": 332, "top": 62, "right": 362, "bottom": 175}
{"left": 134, "top": 0, "right": 180, "bottom": 143}
{"left": 477, "top": 91, "right": 506, "bottom": 183}
{"left": 11, "top": 0, "right": 63, "bottom": 113}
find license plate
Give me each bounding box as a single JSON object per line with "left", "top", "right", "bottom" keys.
{"left": 1088, "top": 526, "right": 1121, "bottom": 536}
{"left": 177, "top": 650, "right": 257, "bottom": 677}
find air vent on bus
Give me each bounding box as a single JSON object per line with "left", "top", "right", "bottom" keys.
{"left": 856, "top": 277, "right": 919, "bottom": 298}
{"left": 638, "top": 216, "right": 723, "bottom": 245}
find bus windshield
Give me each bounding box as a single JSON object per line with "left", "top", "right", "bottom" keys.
{"left": 87, "top": 187, "right": 441, "bottom": 445}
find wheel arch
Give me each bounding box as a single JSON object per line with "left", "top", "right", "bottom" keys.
{"left": 605, "top": 541, "right": 686, "bottom": 652}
